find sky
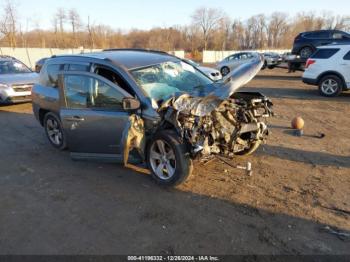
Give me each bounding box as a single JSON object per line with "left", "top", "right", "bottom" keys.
{"left": 11, "top": 0, "right": 350, "bottom": 31}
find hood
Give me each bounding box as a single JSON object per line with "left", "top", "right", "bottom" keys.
{"left": 213, "top": 54, "right": 263, "bottom": 99}
{"left": 159, "top": 55, "right": 264, "bottom": 116}
{"left": 198, "top": 66, "right": 219, "bottom": 74}
{"left": 189, "top": 54, "right": 263, "bottom": 99}
{"left": 0, "top": 72, "right": 39, "bottom": 86}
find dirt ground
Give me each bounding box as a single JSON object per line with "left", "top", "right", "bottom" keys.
{"left": 0, "top": 68, "right": 349, "bottom": 255}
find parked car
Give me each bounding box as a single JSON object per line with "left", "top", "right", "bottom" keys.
{"left": 0, "top": 55, "right": 38, "bottom": 104}
{"left": 32, "top": 49, "right": 273, "bottom": 186}
{"left": 302, "top": 44, "right": 350, "bottom": 97}
{"left": 262, "top": 52, "right": 282, "bottom": 69}
{"left": 183, "top": 59, "right": 222, "bottom": 81}
{"left": 35, "top": 57, "right": 49, "bottom": 73}
{"left": 292, "top": 30, "right": 350, "bottom": 59}
{"left": 281, "top": 52, "right": 294, "bottom": 62}
{"left": 216, "top": 52, "right": 260, "bottom": 76}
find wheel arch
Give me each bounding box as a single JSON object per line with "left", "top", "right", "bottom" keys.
{"left": 317, "top": 71, "right": 346, "bottom": 90}
{"left": 38, "top": 108, "right": 50, "bottom": 126}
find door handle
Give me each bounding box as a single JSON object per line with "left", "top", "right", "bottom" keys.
{"left": 65, "top": 116, "right": 85, "bottom": 122}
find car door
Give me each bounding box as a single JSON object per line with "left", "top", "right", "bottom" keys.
{"left": 340, "top": 50, "right": 350, "bottom": 88}
{"left": 59, "top": 72, "right": 134, "bottom": 155}
{"left": 317, "top": 31, "right": 333, "bottom": 46}
{"left": 229, "top": 54, "right": 243, "bottom": 70}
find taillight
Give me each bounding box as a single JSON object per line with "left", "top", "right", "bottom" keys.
{"left": 305, "top": 59, "right": 316, "bottom": 69}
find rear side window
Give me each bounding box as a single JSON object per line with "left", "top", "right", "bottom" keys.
{"left": 39, "top": 64, "right": 63, "bottom": 87}
{"left": 304, "top": 32, "right": 330, "bottom": 39}
{"left": 64, "top": 75, "right": 124, "bottom": 110}
{"left": 311, "top": 49, "right": 340, "bottom": 59}
{"left": 67, "top": 64, "right": 90, "bottom": 72}
{"left": 343, "top": 51, "right": 350, "bottom": 60}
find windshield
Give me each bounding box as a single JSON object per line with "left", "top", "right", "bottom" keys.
{"left": 131, "top": 61, "right": 213, "bottom": 102}
{"left": 0, "top": 60, "right": 32, "bottom": 74}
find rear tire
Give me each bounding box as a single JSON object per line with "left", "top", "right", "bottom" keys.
{"left": 318, "top": 75, "right": 343, "bottom": 97}
{"left": 44, "top": 112, "right": 67, "bottom": 150}
{"left": 146, "top": 130, "right": 193, "bottom": 187}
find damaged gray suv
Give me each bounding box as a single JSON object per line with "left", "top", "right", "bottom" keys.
{"left": 32, "top": 49, "right": 273, "bottom": 186}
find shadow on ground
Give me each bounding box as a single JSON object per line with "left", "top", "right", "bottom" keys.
{"left": 0, "top": 108, "right": 349, "bottom": 254}
{"left": 255, "top": 75, "right": 301, "bottom": 81}
{"left": 244, "top": 86, "right": 350, "bottom": 102}
{"left": 259, "top": 144, "right": 350, "bottom": 168}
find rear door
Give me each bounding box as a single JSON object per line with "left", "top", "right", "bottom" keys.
{"left": 340, "top": 50, "right": 350, "bottom": 88}
{"left": 59, "top": 72, "right": 133, "bottom": 155}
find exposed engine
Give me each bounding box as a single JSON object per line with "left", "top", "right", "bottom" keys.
{"left": 159, "top": 93, "right": 273, "bottom": 158}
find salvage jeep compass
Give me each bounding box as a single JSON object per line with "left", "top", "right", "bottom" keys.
{"left": 32, "top": 49, "right": 273, "bottom": 186}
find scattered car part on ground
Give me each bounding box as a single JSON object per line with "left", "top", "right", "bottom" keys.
{"left": 32, "top": 49, "right": 273, "bottom": 186}
{"left": 216, "top": 52, "right": 260, "bottom": 77}
{"left": 292, "top": 30, "right": 350, "bottom": 59}
{"left": 302, "top": 44, "right": 350, "bottom": 97}
{"left": 183, "top": 58, "right": 222, "bottom": 81}
{"left": 0, "top": 55, "right": 39, "bottom": 104}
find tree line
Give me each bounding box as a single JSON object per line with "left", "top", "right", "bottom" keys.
{"left": 1, "top": 0, "right": 349, "bottom": 55}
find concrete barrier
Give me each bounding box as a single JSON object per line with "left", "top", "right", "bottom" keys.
{"left": 0, "top": 47, "right": 185, "bottom": 69}
{"left": 203, "top": 49, "right": 291, "bottom": 64}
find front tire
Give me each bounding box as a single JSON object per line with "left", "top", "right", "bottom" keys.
{"left": 44, "top": 112, "right": 67, "bottom": 150}
{"left": 221, "top": 66, "right": 230, "bottom": 76}
{"left": 147, "top": 130, "right": 193, "bottom": 187}
{"left": 318, "top": 75, "right": 343, "bottom": 97}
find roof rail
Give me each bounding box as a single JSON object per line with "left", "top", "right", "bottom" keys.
{"left": 0, "top": 55, "right": 16, "bottom": 60}
{"left": 102, "top": 48, "right": 170, "bottom": 55}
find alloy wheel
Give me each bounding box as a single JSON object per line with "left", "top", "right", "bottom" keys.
{"left": 149, "top": 140, "right": 176, "bottom": 180}
{"left": 46, "top": 118, "right": 63, "bottom": 146}
{"left": 321, "top": 79, "right": 339, "bottom": 95}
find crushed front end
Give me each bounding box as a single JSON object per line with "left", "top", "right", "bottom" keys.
{"left": 158, "top": 92, "right": 273, "bottom": 159}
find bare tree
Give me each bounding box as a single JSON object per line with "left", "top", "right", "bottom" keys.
{"left": 55, "top": 8, "right": 66, "bottom": 47}
{"left": 191, "top": 7, "right": 224, "bottom": 50}
{"left": 267, "top": 12, "right": 289, "bottom": 48}
{"left": 87, "top": 16, "right": 95, "bottom": 49}
{"left": 68, "top": 9, "right": 81, "bottom": 47}
{"left": 0, "top": 0, "right": 17, "bottom": 47}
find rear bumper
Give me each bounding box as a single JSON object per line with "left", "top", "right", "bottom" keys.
{"left": 302, "top": 77, "right": 318, "bottom": 85}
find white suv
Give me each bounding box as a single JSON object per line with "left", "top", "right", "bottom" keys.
{"left": 302, "top": 45, "right": 350, "bottom": 97}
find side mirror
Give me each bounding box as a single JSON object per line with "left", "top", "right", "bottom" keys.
{"left": 123, "top": 97, "right": 140, "bottom": 111}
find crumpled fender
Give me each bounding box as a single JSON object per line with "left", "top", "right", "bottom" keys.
{"left": 121, "top": 114, "right": 146, "bottom": 165}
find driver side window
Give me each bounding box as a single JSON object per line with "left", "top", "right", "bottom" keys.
{"left": 64, "top": 75, "right": 124, "bottom": 110}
